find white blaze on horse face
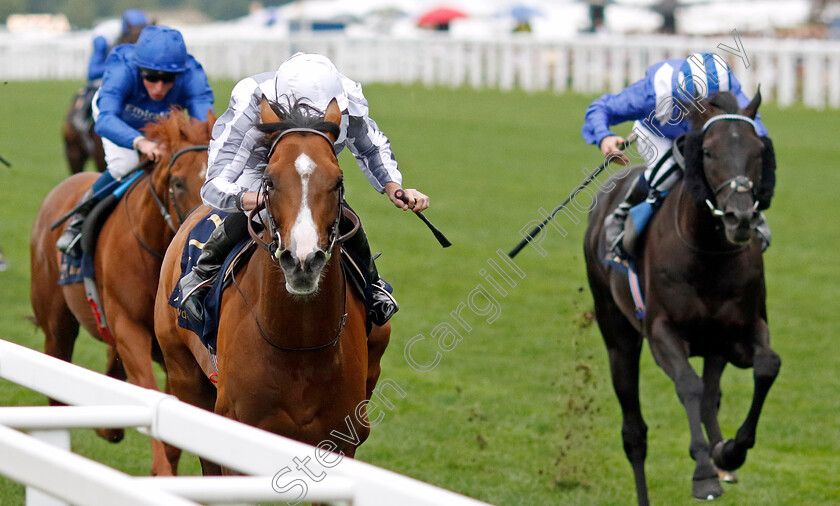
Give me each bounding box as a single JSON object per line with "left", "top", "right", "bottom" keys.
{"left": 289, "top": 153, "right": 319, "bottom": 267}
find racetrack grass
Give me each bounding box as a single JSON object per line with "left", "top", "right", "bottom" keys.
{"left": 0, "top": 79, "right": 838, "bottom": 505}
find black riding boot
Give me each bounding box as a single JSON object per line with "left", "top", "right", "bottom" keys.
{"left": 604, "top": 173, "right": 649, "bottom": 261}
{"left": 56, "top": 188, "right": 95, "bottom": 257}
{"left": 179, "top": 213, "right": 249, "bottom": 321}
{"left": 342, "top": 214, "right": 398, "bottom": 327}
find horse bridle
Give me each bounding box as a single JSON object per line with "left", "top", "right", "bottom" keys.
{"left": 239, "top": 127, "right": 359, "bottom": 352}
{"left": 247, "top": 128, "right": 358, "bottom": 261}
{"left": 148, "top": 144, "right": 209, "bottom": 232}
{"left": 697, "top": 114, "right": 760, "bottom": 218}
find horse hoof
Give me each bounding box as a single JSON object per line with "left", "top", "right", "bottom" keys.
{"left": 95, "top": 427, "right": 125, "bottom": 443}
{"left": 692, "top": 476, "right": 724, "bottom": 501}
{"left": 712, "top": 440, "right": 747, "bottom": 471}
{"left": 718, "top": 469, "right": 738, "bottom": 484}
{"left": 710, "top": 458, "right": 739, "bottom": 483}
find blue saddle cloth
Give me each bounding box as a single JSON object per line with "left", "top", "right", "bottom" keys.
{"left": 58, "top": 253, "right": 91, "bottom": 285}
{"left": 168, "top": 210, "right": 253, "bottom": 353}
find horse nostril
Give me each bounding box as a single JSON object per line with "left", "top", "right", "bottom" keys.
{"left": 278, "top": 250, "right": 296, "bottom": 272}
{"left": 305, "top": 250, "right": 327, "bottom": 273}
{"left": 723, "top": 212, "right": 738, "bottom": 226}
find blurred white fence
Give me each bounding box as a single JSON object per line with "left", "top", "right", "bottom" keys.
{"left": 0, "top": 339, "right": 490, "bottom": 506}
{"left": 1, "top": 32, "right": 839, "bottom": 108}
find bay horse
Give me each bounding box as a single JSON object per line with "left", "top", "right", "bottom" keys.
{"left": 155, "top": 97, "right": 389, "bottom": 475}
{"left": 30, "top": 107, "right": 214, "bottom": 475}
{"left": 583, "top": 91, "right": 780, "bottom": 504}
{"left": 61, "top": 23, "right": 147, "bottom": 175}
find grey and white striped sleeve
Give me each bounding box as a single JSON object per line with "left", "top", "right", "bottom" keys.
{"left": 342, "top": 78, "right": 403, "bottom": 193}
{"left": 201, "top": 74, "right": 273, "bottom": 212}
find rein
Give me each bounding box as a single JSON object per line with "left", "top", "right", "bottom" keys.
{"left": 148, "top": 144, "right": 209, "bottom": 232}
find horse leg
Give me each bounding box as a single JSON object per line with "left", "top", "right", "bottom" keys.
{"left": 366, "top": 322, "right": 391, "bottom": 400}
{"left": 91, "top": 132, "right": 107, "bottom": 173}
{"left": 62, "top": 123, "right": 87, "bottom": 175}
{"left": 164, "top": 343, "right": 219, "bottom": 476}
{"left": 591, "top": 286, "right": 650, "bottom": 506}
{"left": 94, "top": 345, "right": 127, "bottom": 443}
{"left": 649, "top": 319, "right": 723, "bottom": 501}
{"left": 713, "top": 321, "right": 780, "bottom": 472}
{"left": 109, "top": 321, "right": 172, "bottom": 476}
{"left": 701, "top": 356, "right": 737, "bottom": 483}
{"left": 33, "top": 287, "right": 80, "bottom": 405}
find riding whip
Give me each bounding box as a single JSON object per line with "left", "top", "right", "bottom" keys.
{"left": 394, "top": 189, "right": 452, "bottom": 248}
{"left": 508, "top": 133, "right": 638, "bottom": 258}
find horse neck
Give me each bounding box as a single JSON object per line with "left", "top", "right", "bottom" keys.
{"left": 255, "top": 247, "right": 346, "bottom": 346}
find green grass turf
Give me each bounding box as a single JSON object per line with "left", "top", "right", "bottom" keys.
{"left": 0, "top": 79, "right": 838, "bottom": 505}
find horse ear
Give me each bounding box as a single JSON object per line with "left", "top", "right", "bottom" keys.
{"left": 324, "top": 98, "right": 341, "bottom": 130}
{"left": 260, "top": 95, "right": 280, "bottom": 124}
{"left": 742, "top": 86, "right": 762, "bottom": 120}
{"left": 205, "top": 109, "right": 216, "bottom": 138}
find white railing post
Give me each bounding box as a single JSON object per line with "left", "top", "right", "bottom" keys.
{"left": 26, "top": 430, "right": 71, "bottom": 506}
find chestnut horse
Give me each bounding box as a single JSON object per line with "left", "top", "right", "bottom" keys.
{"left": 31, "top": 108, "right": 214, "bottom": 475}
{"left": 61, "top": 24, "right": 146, "bottom": 175}
{"left": 155, "top": 98, "right": 389, "bottom": 475}
{"left": 584, "top": 91, "right": 780, "bottom": 505}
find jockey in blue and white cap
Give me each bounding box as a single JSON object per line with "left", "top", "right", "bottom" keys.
{"left": 178, "top": 52, "right": 428, "bottom": 326}
{"left": 57, "top": 25, "right": 214, "bottom": 255}
{"left": 581, "top": 52, "right": 775, "bottom": 258}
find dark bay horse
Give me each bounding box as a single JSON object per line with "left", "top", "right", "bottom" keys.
{"left": 62, "top": 102, "right": 106, "bottom": 174}
{"left": 31, "top": 108, "right": 214, "bottom": 475}
{"left": 584, "top": 91, "right": 780, "bottom": 504}
{"left": 155, "top": 97, "right": 389, "bottom": 475}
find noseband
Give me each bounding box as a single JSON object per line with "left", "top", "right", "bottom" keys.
{"left": 697, "top": 115, "right": 760, "bottom": 217}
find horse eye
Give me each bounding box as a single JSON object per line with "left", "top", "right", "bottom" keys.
{"left": 171, "top": 177, "right": 185, "bottom": 190}
{"left": 702, "top": 148, "right": 712, "bottom": 158}
{"left": 264, "top": 178, "right": 275, "bottom": 190}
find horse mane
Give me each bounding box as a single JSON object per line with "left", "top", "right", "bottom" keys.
{"left": 143, "top": 106, "right": 211, "bottom": 149}
{"left": 680, "top": 91, "right": 742, "bottom": 206}
{"left": 256, "top": 96, "right": 341, "bottom": 147}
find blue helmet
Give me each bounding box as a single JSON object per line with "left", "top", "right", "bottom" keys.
{"left": 134, "top": 25, "right": 187, "bottom": 73}
{"left": 121, "top": 9, "right": 148, "bottom": 33}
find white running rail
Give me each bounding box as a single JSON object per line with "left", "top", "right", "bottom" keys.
{"left": 0, "top": 339, "right": 491, "bottom": 506}
{"left": 0, "top": 32, "right": 838, "bottom": 109}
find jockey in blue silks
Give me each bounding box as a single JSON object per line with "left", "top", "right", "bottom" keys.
{"left": 582, "top": 52, "right": 776, "bottom": 260}
{"left": 57, "top": 25, "right": 215, "bottom": 255}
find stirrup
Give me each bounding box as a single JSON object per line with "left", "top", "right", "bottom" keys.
{"left": 57, "top": 230, "right": 83, "bottom": 257}
{"left": 181, "top": 275, "right": 217, "bottom": 303}
{"left": 604, "top": 231, "right": 629, "bottom": 263}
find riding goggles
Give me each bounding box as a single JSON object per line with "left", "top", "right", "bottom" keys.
{"left": 140, "top": 68, "right": 178, "bottom": 83}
